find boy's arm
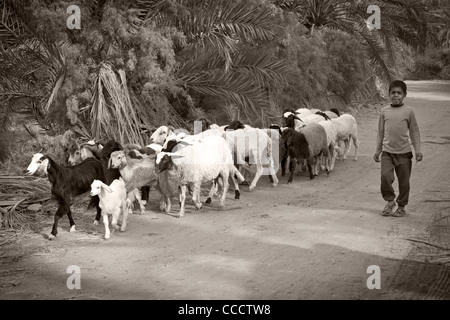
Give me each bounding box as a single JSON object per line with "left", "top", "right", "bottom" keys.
{"left": 409, "top": 109, "right": 422, "bottom": 156}
{"left": 375, "top": 111, "right": 385, "bottom": 155}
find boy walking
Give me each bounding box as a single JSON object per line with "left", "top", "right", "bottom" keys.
{"left": 373, "top": 80, "right": 423, "bottom": 217}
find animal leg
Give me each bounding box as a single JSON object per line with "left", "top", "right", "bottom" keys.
{"left": 268, "top": 159, "right": 279, "bottom": 187}
{"left": 67, "top": 207, "right": 76, "bottom": 233}
{"left": 178, "top": 185, "right": 187, "bottom": 218}
{"left": 219, "top": 172, "right": 229, "bottom": 208}
{"left": 249, "top": 163, "right": 263, "bottom": 191}
{"left": 287, "top": 159, "right": 297, "bottom": 184}
{"left": 93, "top": 195, "right": 101, "bottom": 225}
{"left": 281, "top": 155, "right": 288, "bottom": 177}
{"left": 343, "top": 138, "right": 350, "bottom": 160}
{"left": 135, "top": 188, "right": 146, "bottom": 215}
{"left": 119, "top": 204, "right": 128, "bottom": 232}
{"left": 49, "top": 201, "right": 69, "bottom": 240}
{"left": 206, "top": 179, "right": 219, "bottom": 204}
{"left": 230, "top": 174, "right": 241, "bottom": 200}
{"left": 307, "top": 158, "right": 315, "bottom": 180}
{"left": 192, "top": 183, "right": 203, "bottom": 210}
{"left": 352, "top": 134, "right": 359, "bottom": 161}
{"left": 103, "top": 214, "right": 111, "bottom": 239}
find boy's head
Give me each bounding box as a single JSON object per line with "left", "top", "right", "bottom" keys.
{"left": 389, "top": 80, "right": 407, "bottom": 106}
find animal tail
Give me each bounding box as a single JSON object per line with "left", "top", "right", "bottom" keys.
{"left": 231, "top": 165, "right": 245, "bottom": 183}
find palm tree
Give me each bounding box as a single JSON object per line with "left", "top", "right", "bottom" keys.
{"left": 423, "top": 0, "right": 450, "bottom": 48}
{"left": 133, "top": 0, "right": 297, "bottom": 123}
{"left": 0, "top": 0, "right": 67, "bottom": 133}
{"left": 275, "top": 0, "right": 430, "bottom": 83}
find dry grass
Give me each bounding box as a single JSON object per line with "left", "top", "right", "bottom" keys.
{"left": 0, "top": 175, "right": 52, "bottom": 247}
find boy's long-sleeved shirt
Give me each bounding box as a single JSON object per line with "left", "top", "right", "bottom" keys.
{"left": 375, "top": 104, "right": 421, "bottom": 155}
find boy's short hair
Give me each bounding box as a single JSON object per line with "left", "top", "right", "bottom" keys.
{"left": 389, "top": 80, "right": 407, "bottom": 94}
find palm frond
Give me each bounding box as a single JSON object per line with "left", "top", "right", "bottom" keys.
{"left": 90, "top": 63, "right": 146, "bottom": 145}
{"left": 358, "top": 29, "right": 395, "bottom": 84}
{"left": 176, "top": 44, "right": 296, "bottom": 120}
{"left": 0, "top": 0, "right": 27, "bottom": 48}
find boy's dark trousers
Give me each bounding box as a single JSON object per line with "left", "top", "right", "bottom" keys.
{"left": 380, "top": 151, "right": 413, "bottom": 207}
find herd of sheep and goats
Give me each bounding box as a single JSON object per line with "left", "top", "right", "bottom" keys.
{"left": 26, "top": 107, "right": 359, "bottom": 240}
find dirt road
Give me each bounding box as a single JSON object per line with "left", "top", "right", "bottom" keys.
{"left": 1, "top": 80, "right": 449, "bottom": 300}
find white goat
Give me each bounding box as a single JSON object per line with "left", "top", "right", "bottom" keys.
{"left": 90, "top": 178, "right": 130, "bottom": 239}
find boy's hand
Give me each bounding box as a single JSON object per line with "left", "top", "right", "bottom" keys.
{"left": 373, "top": 152, "right": 381, "bottom": 162}
{"left": 415, "top": 153, "right": 423, "bottom": 162}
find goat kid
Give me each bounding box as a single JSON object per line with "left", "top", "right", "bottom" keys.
{"left": 90, "top": 178, "right": 131, "bottom": 239}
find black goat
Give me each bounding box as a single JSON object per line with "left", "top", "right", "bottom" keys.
{"left": 27, "top": 154, "right": 105, "bottom": 240}
{"left": 99, "top": 139, "right": 123, "bottom": 185}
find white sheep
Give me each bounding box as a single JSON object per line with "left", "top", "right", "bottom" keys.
{"left": 330, "top": 114, "right": 359, "bottom": 160}
{"left": 223, "top": 127, "right": 279, "bottom": 191}
{"left": 150, "top": 125, "right": 224, "bottom": 146}
{"left": 318, "top": 119, "right": 338, "bottom": 172}
{"left": 297, "top": 112, "right": 331, "bottom": 125}
{"left": 295, "top": 108, "right": 312, "bottom": 116}
{"left": 161, "top": 133, "right": 245, "bottom": 203}
{"left": 156, "top": 135, "right": 245, "bottom": 218}
{"left": 171, "top": 124, "right": 279, "bottom": 192}
{"left": 323, "top": 108, "right": 340, "bottom": 119}
{"left": 90, "top": 178, "right": 130, "bottom": 239}
{"left": 150, "top": 126, "right": 234, "bottom": 203}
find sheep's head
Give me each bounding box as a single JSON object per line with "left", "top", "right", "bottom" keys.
{"left": 155, "top": 152, "right": 184, "bottom": 173}
{"left": 295, "top": 108, "right": 311, "bottom": 115}
{"left": 27, "top": 153, "right": 49, "bottom": 176}
{"left": 315, "top": 111, "right": 331, "bottom": 121}
{"left": 269, "top": 124, "right": 282, "bottom": 135}
{"left": 101, "top": 140, "right": 123, "bottom": 159}
{"left": 161, "top": 134, "right": 195, "bottom": 152}
{"left": 149, "top": 125, "right": 174, "bottom": 145}
{"left": 330, "top": 108, "right": 340, "bottom": 117}
{"left": 109, "top": 151, "right": 127, "bottom": 169}
{"left": 282, "top": 108, "right": 297, "bottom": 115}
{"left": 226, "top": 120, "right": 245, "bottom": 131}
{"left": 193, "top": 117, "right": 211, "bottom": 133}
{"left": 283, "top": 113, "right": 302, "bottom": 129}
{"left": 147, "top": 144, "right": 163, "bottom": 153}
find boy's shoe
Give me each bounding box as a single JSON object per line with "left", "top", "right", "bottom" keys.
{"left": 381, "top": 201, "right": 396, "bottom": 216}
{"left": 392, "top": 206, "right": 407, "bottom": 217}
